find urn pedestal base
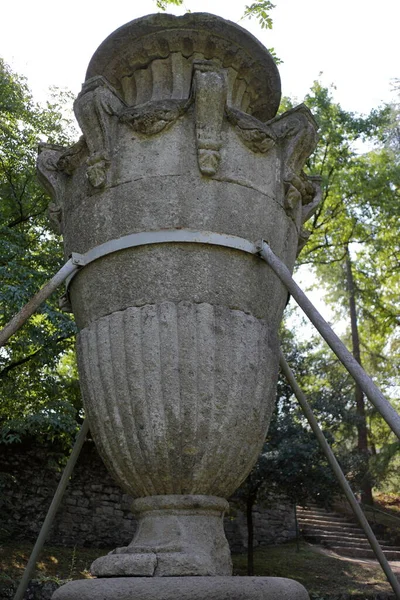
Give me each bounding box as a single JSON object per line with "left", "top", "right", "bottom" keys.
{"left": 91, "top": 495, "right": 232, "bottom": 577}
{"left": 52, "top": 576, "right": 310, "bottom": 600}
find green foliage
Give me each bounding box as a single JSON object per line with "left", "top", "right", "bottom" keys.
{"left": 295, "top": 81, "right": 400, "bottom": 494}
{"left": 236, "top": 84, "right": 400, "bottom": 511}
{"left": 0, "top": 400, "right": 78, "bottom": 445}
{"left": 0, "top": 59, "right": 80, "bottom": 444}
{"left": 240, "top": 310, "right": 398, "bottom": 512}
{"left": 242, "top": 1, "right": 275, "bottom": 30}
{"left": 155, "top": 0, "right": 183, "bottom": 10}
{"left": 300, "top": 83, "right": 400, "bottom": 388}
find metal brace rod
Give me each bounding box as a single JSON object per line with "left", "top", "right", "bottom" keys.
{"left": 65, "top": 229, "right": 259, "bottom": 290}
{"left": 258, "top": 241, "right": 400, "bottom": 441}
{"left": 0, "top": 258, "right": 79, "bottom": 348}
{"left": 279, "top": 351, "right": 400, "bottom": 600}
{"left": 13, "top": 419, "right": 89, "bottom": 600}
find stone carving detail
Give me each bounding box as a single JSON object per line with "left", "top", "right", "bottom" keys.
{"left": 56, "top": 136, "right": 88, "bottom": 175}
{"left": 224, "top": 104, "right": 320, "bottom": 222}
{"left": 73, "top": 76, "right": 126, "bottom": 188}
{"left": 193, "top": 61, "right": 227, "bottom": 176}
{"left": 77, "top": 302, "right": 273, "bottom": 500}
{"left": 226, "top": 106, "right": 276, "bottom": 153}
{"left": 119, "top": 99, "right": 189, "bottom": 135}
{"left": 42, "top": 76, "right": 318, "bottom": 193}
{"left": 91, "top": 495, "right": 232, "bottom": 577}
{"left": 84, "top": 14, "right": 282, "bottom": 122}
{"left": 269, "top": 104, "right": 319, "bottom": 217}
{"left": 58, "top": 292, "right": 73, "bottom": 313}
{"left": 296, "top": 175, "right": 322, "bottom": 256}
{"left": 37, "top": 144, "right": 66, "bottom": 234}
{"left": 300, "top": 174, "right": 322, "bottom": 226}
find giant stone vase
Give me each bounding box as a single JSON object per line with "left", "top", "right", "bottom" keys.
{"left": 38, "top": 11, "right": 319, "bottom": 592}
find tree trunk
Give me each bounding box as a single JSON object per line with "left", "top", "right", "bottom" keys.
{"left": 346, "top": 253, "right": 374, "bottom": 506}
{"left": 294, "top": 504, "right": 300, "bottom": 552}
{"left": 246, "top": 494, "right": 255, "bottom": 576}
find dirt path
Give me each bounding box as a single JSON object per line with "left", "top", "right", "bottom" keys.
{"left": 312, "top": 545, "right": 400, "bottom": 580}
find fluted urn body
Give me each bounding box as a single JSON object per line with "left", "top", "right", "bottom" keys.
{"left": 38, "top": 13, "right": 319, "bottom": 578}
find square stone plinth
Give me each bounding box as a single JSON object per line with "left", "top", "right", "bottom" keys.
{"left": 52, "top": 576, "right": 309, "bottom": 600}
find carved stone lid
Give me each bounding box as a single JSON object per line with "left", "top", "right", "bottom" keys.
{"left": 85, "top": 12, "right": 281, "bottom": 122}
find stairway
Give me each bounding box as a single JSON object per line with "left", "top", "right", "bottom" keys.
{"left": 297, "top": 505, "right": 400, "bottom": 560}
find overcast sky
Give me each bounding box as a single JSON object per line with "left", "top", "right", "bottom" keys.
{"left": 2, "top": 0, "right": 399, "bottom": 114}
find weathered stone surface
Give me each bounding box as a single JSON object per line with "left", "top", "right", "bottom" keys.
{"left": 92, "top": 496, "right": 232, "bottom": 577}
{"left": 49, "top": 104, "right": 316, "bottom": 258}
{"left": 52, "top": 577, "right": 310, "bottom": 600}
{"left": 37, "top": 12, "right": 320, "bottom": 581}
{"left": 77, "top": 303, "right": 277, "bottom": 499}
{"left": 0, "top": 579, "right": 60, "bottom": 600}
{"left": 84, "top": 13, "right": 282, "bottom": 123}
{"left": 91, "top": 553, "right": 158, "bottom": 577}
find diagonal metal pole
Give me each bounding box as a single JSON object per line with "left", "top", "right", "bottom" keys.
{"left": 13, "top": 419, "right": 89, "bottom": 600}
{"left": 0, "top": 258, "right": 79, "bottom": 348}
{"left": 258, "top": 241, "right": 400, "bottom": 440}
{"left": 279, "top": 351, "right": 400, "bottom": 600}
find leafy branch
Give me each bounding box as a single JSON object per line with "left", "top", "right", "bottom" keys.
{"left": 0, "top": 334, "right": 74, "bottom": 379}
{"left": 242, "top": 1, "right": 275, "bottom": 29}
{"left": 156, "top": 0, "right": 183, "bottom": 10}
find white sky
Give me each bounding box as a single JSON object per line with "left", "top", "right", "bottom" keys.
{"left": 1, "top": 0, "right": 398, "bottom": 331}
{"left": 2, "top": 0, "right": 399, "bottom": 113}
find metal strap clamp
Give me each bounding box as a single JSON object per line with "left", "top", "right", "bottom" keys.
{"left": 66, "top": 229, "right": 260, "bottom": 290}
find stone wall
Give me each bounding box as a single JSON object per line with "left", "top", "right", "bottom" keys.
{"left": 0, "top": 439, "right": 295, "bottom": 551}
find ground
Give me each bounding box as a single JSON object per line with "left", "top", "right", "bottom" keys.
{"left": 1, "top": 541, "right": 399, "bottom": 598}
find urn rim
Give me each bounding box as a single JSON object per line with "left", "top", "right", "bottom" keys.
{"left": 85, "top": 12, "right": 281, "bottom": 121}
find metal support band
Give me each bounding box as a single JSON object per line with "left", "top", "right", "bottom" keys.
{"left": 65, "top": 229, "right": 259, "bottom": 290}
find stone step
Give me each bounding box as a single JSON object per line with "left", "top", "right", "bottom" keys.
{"left": 297, "top": 504, "right": 400, "bottom": 561}
{"left": 300, "top": 521, "right": 363, "bottom": 534}
{"left": 302, "top": 532, "right": 393, "bottom": 546}
{"left": 297, "top": 511, "right": 354, "bottom": 522}
{"left": 304, "top": 535, "right": 398, "bottom": 551}
{"left": 302, "top": 530, "right": 366, "bottom": 542}
{"left": 298, "top": 516, "right": 358, "bottom": 528}
{"left": 297, "top": 506, "right": 334, "bottom": 517}
{"left": 298, "top": 516, "right": 360, "bottom": 526}
{"left": 329, "top": 546, "right": 400, "bottom": 560}
{"left": 297, "top": 512, "right": 352, "bottom": 523}
{"left": 301, "top": 529, "right": 367, "bottom": 541}
{"left": 297, "top": 508, "right": 346, "bottom": 520}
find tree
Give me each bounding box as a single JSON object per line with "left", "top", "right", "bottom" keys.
{"left": 237, "top": 104, "right": 400, "bottom": 551}
{"left": 0, "top": 59, "right": 80, "bottom": 445}
{"left": 296, "top": 82, "right": 400, "bottom": 503}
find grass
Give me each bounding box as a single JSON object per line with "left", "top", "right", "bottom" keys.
{"left": 0, "top": 541, "right": 395, "bottom": 597}
{"left": 232, "top": 543, "right": 394, "bottom": 596}
{"left": 0, "top": 542, "right": 105, "bottom": 585}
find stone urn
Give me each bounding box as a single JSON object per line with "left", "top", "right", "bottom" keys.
{"left": 38, "top": 12, "right": 319, "bottom": 581}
